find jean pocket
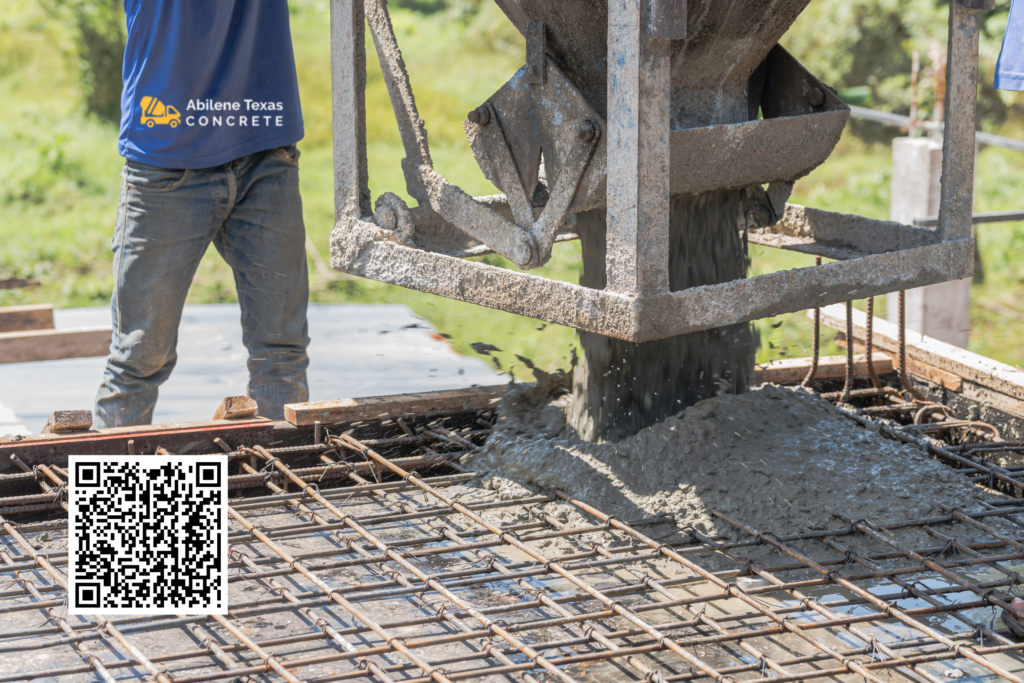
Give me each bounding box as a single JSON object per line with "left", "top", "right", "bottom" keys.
{"left": 124, "top": 161, "right": 191, "bottom": 192}
{"left": 274, "top": 145, "right": 301, "bottom": 167}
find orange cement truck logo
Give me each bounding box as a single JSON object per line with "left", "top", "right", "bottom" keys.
{"left": 140, "top": 96, "right": 181, "bottom": 128}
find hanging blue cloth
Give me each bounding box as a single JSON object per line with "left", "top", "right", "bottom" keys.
{"left": 996, "top": 0, "right": 1024, "bottom": 91}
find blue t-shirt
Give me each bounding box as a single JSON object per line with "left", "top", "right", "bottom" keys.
{"left": 119, "top": 0, "right": 304, "bottom": 169}
{"left": 996, "top": 0, "right": 1024, "bottom": 91}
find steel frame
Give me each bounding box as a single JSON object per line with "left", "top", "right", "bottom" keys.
{"left": 328, "top": 0, "right": 982, "bottom": 342}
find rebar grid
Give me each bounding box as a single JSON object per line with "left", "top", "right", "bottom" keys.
{"left": 2, "top": 429, "right": 1024, "bottom": 683}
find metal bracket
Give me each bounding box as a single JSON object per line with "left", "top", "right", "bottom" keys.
{"left": 460, "top": 102, "right": 599, "bottom": 266}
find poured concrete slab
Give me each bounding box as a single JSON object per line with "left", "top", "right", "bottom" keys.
{"left": 0, "top": 303, "right": 502, "bottom": 434}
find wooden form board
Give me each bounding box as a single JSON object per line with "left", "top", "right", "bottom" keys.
{"left": 815, "top": 304, "right": 1024, "bottom": 416}
{"left": 285, "top": 384, "right": 508, "bottom": 426}
{"left": 0, "top": 327, "right": 111, "bottom": 365}
{"left": 0, "top": 277, "right": 40, "bottom": 291}
{"left": 0, "top": 304, "right": 54, "bottom": 333}
{"left": 753, "top": 353, "right": 892, "bottom": 385}
{"left": 834, "top": 332, "right": 963, "bottom": 391}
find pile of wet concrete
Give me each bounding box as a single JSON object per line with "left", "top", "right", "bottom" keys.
{"left": 463, "top": 380, "right": 990, "bottom": 540}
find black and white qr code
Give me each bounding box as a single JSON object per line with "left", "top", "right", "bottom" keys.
{"left": 69, "top": 455, "right": 228, "bottom": 615}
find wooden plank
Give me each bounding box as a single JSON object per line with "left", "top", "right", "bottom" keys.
{"left": 815, "top": 304, "right": 1024, "bottom": 401}
{"left": 0, "top": 419, "right": 274, "bottom": 475}
{"left": 961, "top": 381, "right": 1024, "bottom": 420}
{"left": 0, "top": 327, "right": 110, "bottom": 364}
{"left": 285, "top": 384, "right": 508, "bottom": 426}
{"left": 0, "top": 304, "right": 54, "bottom": 333}
{"left": 41, "top": 410, "right": 92, "bottom": 434}
{"left": 0, "top": 277, "right": 41, "bottom": 290}
{"left": 213, "top": 396, "right": 258, "bottom": 420}
{"left": 835, "top": 332, "right": 963, "bottom": 391}
{"left": 753, "top": 353, "right": 892, "bottom": 385}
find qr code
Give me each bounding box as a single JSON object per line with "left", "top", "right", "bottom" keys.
{"left": 68, "top": 455, "right": 228, "bottom": 615}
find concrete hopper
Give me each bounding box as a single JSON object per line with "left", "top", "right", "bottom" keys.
{"left": 330, "top": 0, "right": 983, "bottom": 344}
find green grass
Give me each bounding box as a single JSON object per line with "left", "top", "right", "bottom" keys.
{"left": 2, "top": 2, "right": 1024, "bottom": 380}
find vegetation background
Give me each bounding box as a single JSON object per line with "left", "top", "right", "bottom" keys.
{"left": 2, "top": 0, "right": 1024, "bottom": 381}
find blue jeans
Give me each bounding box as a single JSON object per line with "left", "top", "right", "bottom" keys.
{"left": 95, "top": 146, "right": 310, "bottom": 427}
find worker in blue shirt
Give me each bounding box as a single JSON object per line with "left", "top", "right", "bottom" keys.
{"left": 94, "top": 0, "right": 310, "bottom": 427}
{"left": 996, "top": 0, "right": 1024, "bottom": 91}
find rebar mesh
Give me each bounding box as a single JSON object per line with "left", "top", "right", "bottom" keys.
{"left": 4, "top": 424, "right": 1024, "bottom": 683}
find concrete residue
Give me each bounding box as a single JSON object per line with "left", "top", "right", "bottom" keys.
{"left": 465, "top": 381, "right": 988, "bottom": 540}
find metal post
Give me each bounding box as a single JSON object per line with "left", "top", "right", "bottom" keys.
{"left": 331, "top": 0, "right": 371, "bottom": 220}
{"left": 604, "top": 0, "right": 671, "bottom": 297}
{"left": 937, "top": 0, "right": 983, "bottom": 242}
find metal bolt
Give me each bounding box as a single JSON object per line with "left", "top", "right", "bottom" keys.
{"left": 375, "top": 206, "right": 397, "bottom": 230}
{"left": 578, "top": 120, "right": 600, "bottom": 142}
{"left": 467, "top": 106, "right": 491, "bottom": 126}
{"left": 513, "top": 240, "right": 533, "bottom": 267}
{"left": 807, "top": 87, "right": 826, "bottom": 107}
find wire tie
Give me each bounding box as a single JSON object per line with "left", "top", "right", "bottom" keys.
{"left": 31, "top": 465, "right": 41, "bottom": 481}
{"left": 870, "top": 636, "right": 884, "bottom": 662}
{"left": 646, "top": 669, "right": 665, "bottom": 683}
{"left": 303, "top": 483, "right": 320, "bottom": 498}
{"left": 50, "top": 483, "right": 67, "bottom": 502}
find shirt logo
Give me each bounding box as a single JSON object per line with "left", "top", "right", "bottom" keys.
{"left": 140, "top": 96, "right": 181, "bottom": 128}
